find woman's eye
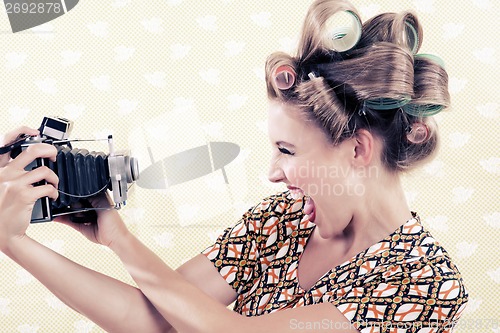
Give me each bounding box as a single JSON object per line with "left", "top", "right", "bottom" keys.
{"left": 278, "top": 147, "right": 294, "bottom": 155}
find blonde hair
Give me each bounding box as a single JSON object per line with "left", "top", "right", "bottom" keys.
{"left": 265, "top": 0, "right": 449, "bottom": 172}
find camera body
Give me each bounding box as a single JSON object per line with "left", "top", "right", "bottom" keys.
{"left": 9, "top": 117, "right": 139, "bottom": 223}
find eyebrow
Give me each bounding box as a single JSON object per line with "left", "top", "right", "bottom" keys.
{"left": 275, "top": 141, "right": 295, "bottom": 148}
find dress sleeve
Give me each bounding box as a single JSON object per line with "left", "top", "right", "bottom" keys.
{"left": 332, "top": 258, "right": 469, "bottom": 332}
{"left": 202, "top": 214, "right": 259, "bottom": 293}
{"left": 201, "top": 196, "right": 274, "bottom": 294}
{"left": 201, "top": 192, "right": 300, "bottom": 295}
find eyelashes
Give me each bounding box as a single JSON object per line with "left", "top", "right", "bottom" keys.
{"left": 278, "top": 146, "right": 294, "bottom": 155}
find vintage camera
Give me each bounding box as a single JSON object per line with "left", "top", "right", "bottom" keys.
{"left": 3, "top": 117, "right": 139, "bottom": 223}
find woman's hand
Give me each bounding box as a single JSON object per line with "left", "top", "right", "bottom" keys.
{"left": 0, "top": 127, "right": 59, "bottom": 252}
{"left": 54, "top": 192, "right": 131, "bottom": 248}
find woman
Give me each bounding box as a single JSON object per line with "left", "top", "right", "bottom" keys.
{"left": 0, "top": 0, "right": 467, "bottom": 332}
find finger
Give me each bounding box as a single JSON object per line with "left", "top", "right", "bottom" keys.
{"left": 54, "top": 216, "right": 97, "bottom": 239}
{"left": 54, "top": 216, "right": 84, "bottom": 230}
{"left": 0, "top": 127, "right": 39, "bottom": 167}
{"left": 27, "top": 183, "right": 59, "bottom": 201}
{"left": 9, "top": 143, "right": 58, "bottom": 170}
{"left": 33, "top": 184, "right": 59, "bottom": 201}
{"left": 0, "top": 126, "right": 39, "bottom": 146}
{"left": 88, "top": 192, "right": 114, "bottom": 209}
{"left": 21, "top": 166, "right": 59, "bottom": 189}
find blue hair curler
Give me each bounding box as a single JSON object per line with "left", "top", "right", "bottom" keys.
{"left": 415, "top": 53, "right": 446, "bottom": 68}
{"left": 364, "top": 97, "right": 411, "bottom": 111}
{"left": 405, "top": 21, "right": 419, "bottom": 54}
{"left": 402, "top": 103, "right": 444, "bottom": 117}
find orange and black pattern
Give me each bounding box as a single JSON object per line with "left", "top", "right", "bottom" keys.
{"left": 202, "top": 192, "right": 468, "bottom": 332}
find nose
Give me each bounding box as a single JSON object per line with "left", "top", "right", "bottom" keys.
{"left": 268, "top": 157, "right": 285, "bottom": 183}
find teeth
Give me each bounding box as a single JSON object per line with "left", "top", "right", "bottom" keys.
{"left": 289, "top": 189, "right": 304, "bottom": 200}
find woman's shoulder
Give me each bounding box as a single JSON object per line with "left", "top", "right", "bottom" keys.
{"left": 331, "top": 215, "right": 468, "bottom": 329}
{"left": 377, "top": 214, "right": 468, "bottom": 299}
{"left": 246, "top": 191, "right": 304, "bottom": 215}
{"left": 242, "top": 191, "right": 309, "bottom": 236}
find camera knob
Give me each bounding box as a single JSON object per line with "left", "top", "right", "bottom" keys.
{"left": 130, "top": 156, "right": 139, "bottom": 181}
{"left": 125, "top": 155, "right": 139, "bottom": 182}
{"left": 26, "top": 135, "right": 44, "bottom": 143}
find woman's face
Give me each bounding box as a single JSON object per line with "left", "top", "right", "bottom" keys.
{"left": 267, "top": 102, "right": 363, "bottom": 227}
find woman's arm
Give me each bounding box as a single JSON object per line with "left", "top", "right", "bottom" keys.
{"left": 1, "top": 127, "right": 240, "bottom": 332}
{"left": 2, "top": 221, "right": 240, "bottom": 333}
{"left": 0, "top": 127, "right": 357, "bottom": 332}
{"left": 112, "top": 231, "right": 360, "bottom": 333}
{"left": 2, "top": 236, "right": 171, "bottom": 333}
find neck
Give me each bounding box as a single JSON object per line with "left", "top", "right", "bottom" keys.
{"left": 313, "top": 169, "right": 412, "bottom": 250}
{"left": 352, "top": 173, "right": 412, "bottom": 240}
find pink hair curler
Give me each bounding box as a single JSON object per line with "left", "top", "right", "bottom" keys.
{"left": 274, "top": 65, "right": 296, "bottom": 90}
{"left": 407, "top": 122, "right": 429, "bottom": 144}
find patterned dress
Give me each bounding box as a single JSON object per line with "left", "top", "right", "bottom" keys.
{"left": 202, "top": 192, "right": 468, "bottom": 332}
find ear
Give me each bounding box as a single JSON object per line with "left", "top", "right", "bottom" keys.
{"left": 352, "top": 129, "right": 375, "bottom": 167}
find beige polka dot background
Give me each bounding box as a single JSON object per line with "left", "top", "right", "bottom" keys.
{"left": 0, "top": 0, "right": 498, "bottom": 332}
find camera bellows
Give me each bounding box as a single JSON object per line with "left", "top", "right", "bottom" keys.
{"left": 52, "top": 146, "right": 109, "bottom": 208}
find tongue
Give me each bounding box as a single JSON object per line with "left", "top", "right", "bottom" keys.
{"left": 303, "top": 196, "right": 316, "bottom": 222}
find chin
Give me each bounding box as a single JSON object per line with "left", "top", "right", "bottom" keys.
{"left": 315, "top": 223, "right": 335, "bottom": 240}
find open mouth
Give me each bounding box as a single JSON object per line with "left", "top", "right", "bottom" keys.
{"left": 287, "top": 186, "right": 316, "bottom": 222}
{"left": 287, "top": 186, "right": 304, "bottom": 200}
